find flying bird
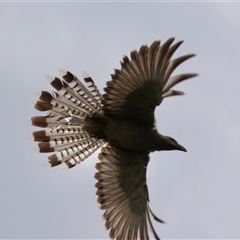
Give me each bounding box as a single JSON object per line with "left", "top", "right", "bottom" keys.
{"left": 31, "top": 37, "right": 197, "bottom": 240}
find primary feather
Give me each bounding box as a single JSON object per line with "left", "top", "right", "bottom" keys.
{"left": 31, "top": 38, "right": 197, "bottom": 239}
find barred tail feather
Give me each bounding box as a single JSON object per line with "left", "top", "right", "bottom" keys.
{"left": 32, "top": 70, "right": 105, "bottom": 168}
{"left": 48, "top": 138, "right": 105, "bottom": 168}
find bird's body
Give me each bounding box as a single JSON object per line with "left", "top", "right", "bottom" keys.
{"left": 31, "top": 38, "right": 197, "bottom": 239}
{"left": 87, "top": 114, "right": 157, "bottom": 152}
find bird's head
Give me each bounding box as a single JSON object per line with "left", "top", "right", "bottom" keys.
{"left": 153, "top": 133, "right": 187, "bottom": 152}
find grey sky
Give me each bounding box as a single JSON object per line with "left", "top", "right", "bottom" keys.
{"left": 0, "top": 2, "right": 240, "bottom": 239}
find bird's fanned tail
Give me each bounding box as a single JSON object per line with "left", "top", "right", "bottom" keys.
{"left": 31, "top": 70, "right": 106, "bottom": 168}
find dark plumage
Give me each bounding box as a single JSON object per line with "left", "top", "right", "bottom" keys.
{"left": 31, "top": 37, "right": 197, "bottom": 239}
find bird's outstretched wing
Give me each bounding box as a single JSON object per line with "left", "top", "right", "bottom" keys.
{"left": 102, "top": 37, "right": 197, "bottom": 126}
{"left": 95, "top": 144, "right": 164, "bottom": 240}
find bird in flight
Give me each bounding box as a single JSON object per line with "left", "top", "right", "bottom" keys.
{"left": 31, "top": 37, "right": 197, "bottom": 240}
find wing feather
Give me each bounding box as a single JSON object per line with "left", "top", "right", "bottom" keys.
{"left": 95, "top": 144, "right": 165, "bottom": 240}
{"left": 103, "top": 38, "right": 197, "bottom": 125}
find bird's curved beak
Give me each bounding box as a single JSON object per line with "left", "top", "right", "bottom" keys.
{"left": 175, "top": 143, "right": 187, "bottom": 152}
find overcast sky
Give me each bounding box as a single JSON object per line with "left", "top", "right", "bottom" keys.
{"left": 0, "top": 2, "right": 240, "bottom": 240}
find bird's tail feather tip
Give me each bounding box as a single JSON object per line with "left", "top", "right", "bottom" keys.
{"left": 42, "top": 162, "right": 51, "bottom": 167}
{"left": 82, "top": 71, "right": 90, "bottom": 78}
{"left": 46, "top": 75, "right": 55, "bottom": 82}
{"left": 60, "top": 164, "right": 69, "bottom": 170}
{"left": 26, "top": 134, "right": 33, "bottom": 139}
{"left": 58, "top": 68, "right": 68, "bottom": 76}
{"left": 34, "top": 91, "right": 41, "bottom": 96}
